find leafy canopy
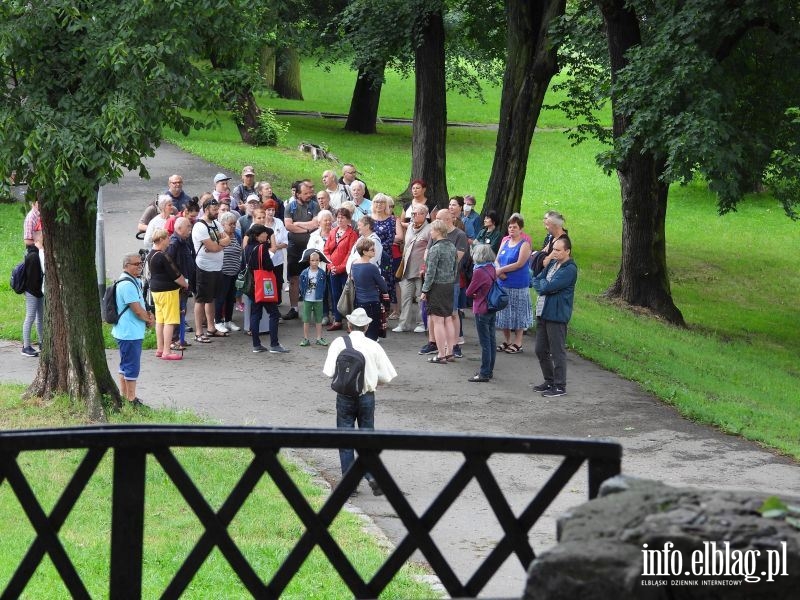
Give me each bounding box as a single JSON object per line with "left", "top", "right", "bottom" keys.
{"left": 0, "top": 0, "right": 227, "bottom": 215}
{"left": 551, "top": 0, "right": 800, "bottom": 217}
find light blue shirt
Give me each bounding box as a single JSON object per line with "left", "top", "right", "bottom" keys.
{"left": 111, "top": 275, "right": 146, "bottom": 340}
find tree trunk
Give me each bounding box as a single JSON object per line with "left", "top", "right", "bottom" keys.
{"left": 274, "top": 47, "right": 303, "bottom": 100}
{"left": 599, "top": 0, "right": 685, "bottom": 326}
{"left": 409, "top": 9, "right": 448, "bottom": 209}
{"left": 345, "top": 63, "right": 385, "bottom": 135}
{"left": 260, "top": 46, "right": 276, "bottom": 88}
{"left": 209, "top": 52, "right": 261, "bottom": 145}
{"left": 232, "top": 89, "right": 261, "bottom": 145}
{"left": 484, "top": 0, "right": 566, "bottom": 227}
{"left": 27, "top": 196, "right": 121, "bottom": 419}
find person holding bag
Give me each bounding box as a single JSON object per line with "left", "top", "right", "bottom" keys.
{"left": 245, "top": 224, "right": 288, "bottom": 354}
{"left": 351, "top": 238, "right": 389, "bottom": 341}
{"left": 324, "top": 207, "right": 358, "bottom": 331}
{"left": 465, "top": 244, "right": 498, "bottom": 382}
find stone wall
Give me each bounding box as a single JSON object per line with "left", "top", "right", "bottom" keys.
{"left": 525, "top": 476, "right": 799, "bottom": 599}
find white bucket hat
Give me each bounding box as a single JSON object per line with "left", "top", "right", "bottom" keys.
{"left": 346, "top": 307, "right": 372, "bottom": 327}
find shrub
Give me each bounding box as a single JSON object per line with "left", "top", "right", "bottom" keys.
{"left": 250, "top": 108, "right": 288, "bottom": 147}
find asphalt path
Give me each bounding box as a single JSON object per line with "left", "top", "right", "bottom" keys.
{"left": 2, "top": 143, "right": 797, "bottom": 598}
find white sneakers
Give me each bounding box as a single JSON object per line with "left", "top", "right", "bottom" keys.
{"left": 226, "top": 321, "right": 241, "bottom": 332}
{"left": 215, "top": 321, "right": 241, "bottom": 333}
{"left": 392, "top": 325, "right": 407, "bottom": 333}
{"left": 214, "top": 322, "right": 229, "bottom": 333}
{"left": 413, "top": 325, "right": 427, "bottom": 333}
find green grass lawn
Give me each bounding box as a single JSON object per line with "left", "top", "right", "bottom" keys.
{"left": 259, "top": 59, "right": 604, "bottom": 128}
{"left": 159, "top": 58, "right": 799, "bottom": 459}
{"left": 0, "top": 386, "right": 437, "bottom": 598}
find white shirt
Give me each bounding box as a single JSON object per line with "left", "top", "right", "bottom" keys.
{"left": 323, "top": 331, "right": 397, "bottom": 393}
{"left": 192, "top": 219, "right": 224, "bottom": 271}
{"left": 267, "top": 217, "right": 288, "bottom": 266}
{"left": 345, "top": 232, "right": 382, "bottom": 274}
{"left": 143, "top": 214, "right": 168, "bottom": 250}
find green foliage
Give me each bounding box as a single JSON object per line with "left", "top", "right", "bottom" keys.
{"left": 0, "top": 0, "right": 222, "bottom": 211}
{"left": 554, "top": 0, "right": 800, "bottom": 214}
{"left": 250, "top": 108, "right": 289, "bottom": 147}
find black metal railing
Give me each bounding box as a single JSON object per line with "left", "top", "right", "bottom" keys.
{"left": 0, "top": 425, "right": 622, "bottom": 598}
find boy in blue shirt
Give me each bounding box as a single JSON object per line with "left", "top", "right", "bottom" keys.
{"left": 298, "top": 249, "right": 329, "bottom": 347}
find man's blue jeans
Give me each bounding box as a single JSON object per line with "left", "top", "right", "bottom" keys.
{"left": 336, "top": 392, "right": 375, "bottom": 481}
{"left": 474, "top": 312, "right": 497, "bottom": 378}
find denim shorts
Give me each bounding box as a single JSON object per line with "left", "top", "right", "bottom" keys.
{"left": 116, "top": 338, "right": 143, "bottom": 380}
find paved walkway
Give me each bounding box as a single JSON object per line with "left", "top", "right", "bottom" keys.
{"left": 2, "top": 143, "right": 797, "bottom": 597}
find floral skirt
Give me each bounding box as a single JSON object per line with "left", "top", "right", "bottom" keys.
{"left": 495, "top": 287, "right": 533, "bottom": 330}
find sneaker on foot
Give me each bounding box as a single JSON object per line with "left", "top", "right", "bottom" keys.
{"left": 392, "top": 325, "right": 408, "bottom": 333}
{"left": 316, "top": 338, "right": 328, "bottom": 346}
{"left": 413, "top": 324, "right": 427, "bottom": 333}
{"left": 282, "top": 308, "right": 299, "bottom": 320}
{"left": 532, "top": 382, "right": 552, "bottom": 392}
{"left": 418, "top": 342, "right": 438, "bottom": 355}
{"left": 252, "top": 346, "right": 269, "bottom": 353}
{"left": 269, "top": 344, "right": 290, "bottom": 353}
{"left": 541, "top": 387, "right": 566, "bottom": 398}
{"left": 20, "top": 346, "right": 39, "bottom": 358}
{"left": 214, "top": 322, "right": 229, "bottom": 333}
{"left": 453, "top": 344, "right": 463, "bottom": 358}
{"left": 299, "top": 338, "right": 310, "bottom": 347}
{"left": 226, "top": 321, "right": 241, "bottom": 332}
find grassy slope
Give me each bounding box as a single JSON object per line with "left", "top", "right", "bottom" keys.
{"left": 162, "top": 60, "right": 799, "bottom": 458}
{"left": 0, "top": 387, "right": 436, "bottom": 598}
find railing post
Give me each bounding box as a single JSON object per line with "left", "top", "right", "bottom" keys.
{"left": 110, "top": 447, "right": 146, "bottom": 598}
{"left": 587, "top": 456, "right": 621, "bottom": 499}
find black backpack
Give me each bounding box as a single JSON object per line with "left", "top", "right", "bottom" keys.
{"left": 330, "top": 336, "right": 366, "bottom": 398}
{"left": 102, "top": 274, "right": 137, "bottom": 324}
{"left": 10, "top": 261, "right": 26, "bottom": 294}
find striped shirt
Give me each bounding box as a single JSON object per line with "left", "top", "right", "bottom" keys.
{"left": 221, "top": 236, "right": 242, "bottom": 276}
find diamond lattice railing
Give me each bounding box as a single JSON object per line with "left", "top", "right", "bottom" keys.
{"left": 0, "top": 425, "right": 621, "bottom": 599}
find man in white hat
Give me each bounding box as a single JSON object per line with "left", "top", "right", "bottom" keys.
{"left": 212, "top": 172, "right": 231, "bottom": 203}
{"left": 322, "top": 307, "right": 397, "bottom": 496}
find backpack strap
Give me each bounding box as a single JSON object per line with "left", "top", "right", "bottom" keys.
{"left": 116, "top": 273, "right": 140, "bottom": 319}
{"left": 343, "top": 336, "right": 352, "bottom": 350}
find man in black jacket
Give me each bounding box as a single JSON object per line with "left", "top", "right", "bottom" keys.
{"left": 167, "top": 217, "right": 195, "bottom": 348}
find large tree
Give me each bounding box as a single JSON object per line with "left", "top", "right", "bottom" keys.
{"left": 0, "top": 1, "right": 218, "bottom": 418}
{"left": 410, "top": 4, "right": 449, "bottom": 206}
{"left": 554, "top": 0, "right": 800, "bottom": 323}
{"left": 597, "top": 0, "right": 684, "bottom": 324}
{"left": 483, "top": 0, "right": 567, "bottom": 226}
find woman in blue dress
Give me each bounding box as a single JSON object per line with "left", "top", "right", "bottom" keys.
{"left": 494, "top": 213, "right": 532, "bottom": 354}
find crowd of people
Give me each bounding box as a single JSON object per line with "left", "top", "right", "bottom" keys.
{"left": 16, "top": 163, "right": 578, "bottom": 411}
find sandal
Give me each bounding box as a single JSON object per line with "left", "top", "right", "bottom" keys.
{"left": 496, "top": 342, "right": 511, "bottom": 352}
{"left": 206, "top": 329, "right": 229, "bottom": 338}
{"left": 445, "top": 354, "right": 455, "bottom": 362}
{"left": 170, "top": 342, "right": 188, "bottom": 351}
{"left": 194, "top": 334, "right": 212, "bottom": 344}
{"left": 155, "top": 351, "right": 163, "bottom": 358}
{"left": 427, "top": 356, "right": 448, "bottom": 364}
{"left": 505, "top": 343, "right": 523, "bottom": 354}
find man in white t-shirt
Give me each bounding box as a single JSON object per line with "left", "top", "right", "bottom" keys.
{"left": 191, "top": 196, "right": 230, "bottom": 341}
